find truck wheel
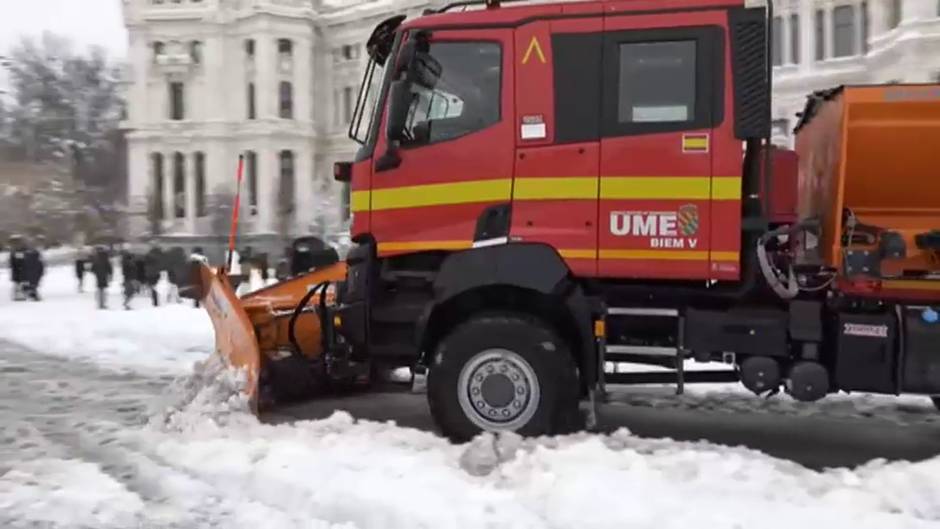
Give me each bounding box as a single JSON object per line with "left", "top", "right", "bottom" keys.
{"left": 427, "top": 313, "right": 581, "bottom": 442}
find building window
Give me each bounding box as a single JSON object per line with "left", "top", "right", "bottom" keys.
{"left": 278, "top": 150, "right": 295, "bottom": 215}
{"left": 279, "top": 81, "right": 293, "bottom": 119}
{"left": 173, "top": 152, "right": 186, "bottom": 219}
{"left": 247, "top": 83, "right": 256, "bottom": 120}
{"left": 246, "top": 151, "right": 258, "bottom": 214}
{"left": 889, "top": 0, "right": 902, "bottom": 29}
{"left": 195, "top": 152, "right": 206, "bottom": 217}
{"left": 833, "top": 5, "right": 856, "bottom": 58}
{"left": 343, "top": 86, "right": 353, "bottom": 123}
{"left": 190, "top": 41, "right": 202, "bottom": 64}
{"left": 151, "top": 153, "right": 164, "bottom": 220}
{"left": 245, "top": 39, "right": 255, "bottom": 59}
{"left": 772, "top": 16, "right": 783, "bottom": 66}
{"left": 169, "top": 82, "right": 185, "bottom": 120}
{"left": 278, "top": 38, "right": 293, "bottom": 56}
{"left": 153, "top": 41, "right": 164, "bottom": 62}
{"left": 342, "top": 44, "right": 355, "bottom": 60}
{"left": 815, "top": 9, "right": 825, "bottom": 61}
{"left": 789, "top": 14, "right": 799, "bottom": 64}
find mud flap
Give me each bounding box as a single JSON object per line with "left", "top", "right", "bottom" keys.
{"left": 194, "top": 263, "right": 262, "bottom": 414}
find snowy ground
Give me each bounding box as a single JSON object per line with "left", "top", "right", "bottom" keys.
{"left": 1, "top": 265, "right": 939, "bottom": 529}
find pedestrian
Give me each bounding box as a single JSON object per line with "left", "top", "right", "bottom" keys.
{"left": 120, "top": 249, "right": 137, "bottom": 310}
{"left": 165, "top": 246, "right": 185, "bottom": 304}
{"left": 90, "top": 246, "right": 113, "bottom": 309}
{"left": 22, "top": 245, "right": 44, "bottom": 301}
{"left": 75, "top": 248, "right": 88, "bottom": 293}
{"left": 144, "top": 245, "right": 163, "bottom": 306}
{"left": 7, "top": 235, "right": 27, "bottom": 301}
{"left": 258, "top": 252, "right": 270, "bottom": 283}
{"left": 189, "top": 246, "right": 206, "bottom": 308}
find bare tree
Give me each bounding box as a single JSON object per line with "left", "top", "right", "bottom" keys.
{"left": 1, "top": 33, "right": 124, "bottom": 245}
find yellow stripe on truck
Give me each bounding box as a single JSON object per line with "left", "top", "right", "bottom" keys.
{"left": 359, "top": 176, "right": 742, "bottom": 212}
{"left": 371, "top": 179, "right": 512, "bottom": 211}
{"left": 514, "top": 177, "right": 598, "bottom": 200}
{"left": 377, "top": 240, "right": 473, "bottom": 253}
{"left": 599, "top": 249, "right": 710, "bottom": 260}
{"left": 351, "top": 190, "right": 370, "bottom": 212}
{"left": 600, "top": 177, "right": 712, "bottom": 200}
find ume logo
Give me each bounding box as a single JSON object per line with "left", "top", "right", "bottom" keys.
{"left": 610, "top": 206, "right": 700, "bottom": 249}
{"left": 610, "top": 211, "right": 679, "bottom": 237}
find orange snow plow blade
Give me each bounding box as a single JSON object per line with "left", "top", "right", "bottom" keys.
{"left": 188, "top": 260, "right": 348, "bottom": 413}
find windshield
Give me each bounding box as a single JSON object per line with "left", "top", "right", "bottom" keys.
{"left": 348, "top": 56, "right": 386, "bottom": 145}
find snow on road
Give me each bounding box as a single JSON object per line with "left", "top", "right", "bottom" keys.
{"left": 0, "top": 263, "right": 213, "bottom": 375}
{"left": 1, "top": 264, "right": 939, "bottom": 528}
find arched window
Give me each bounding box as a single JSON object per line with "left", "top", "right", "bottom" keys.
{"left": 173, "top": 152, "right": 186, "bottom": 218}
{"left": 195, "top": 152, "right": 206, "bottom": 217}
{"left": 151, "top": 153, "right": 164, "bottom": 219}
{"left": 279, "top": 81, "right": 293, "bottom": 119}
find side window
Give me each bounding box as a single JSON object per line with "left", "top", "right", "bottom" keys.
{"left": 618, "top": 40, "right": 696, "bottom": 123}
{"left": 401, "top": 41, "right": 501, "bottom": 146}
{"left": 602, "top": 26, "right": 724, "bottom": 136}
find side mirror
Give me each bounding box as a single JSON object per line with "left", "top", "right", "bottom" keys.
{"left": 385, "top": 80, "right": 412, "bottom": 142}
{"left": 376, "top": 80, "right": 411, "bottom": 172}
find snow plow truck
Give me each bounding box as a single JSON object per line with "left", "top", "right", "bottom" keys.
{"left": 185, "top": 0, "right": 940, "bottom": 441}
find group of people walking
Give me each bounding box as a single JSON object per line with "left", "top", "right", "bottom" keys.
{"left": 75, "top": 244, "right": 204, "bottom": 310}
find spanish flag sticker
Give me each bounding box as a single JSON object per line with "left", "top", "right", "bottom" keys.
{"left": 682, "top": 133, "right": 709, "bottom": 153}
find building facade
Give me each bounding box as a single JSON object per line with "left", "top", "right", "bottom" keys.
{"left": 120, "top": 0, "right": 435, "bottom": 257}
{"left": 768, "top": 0, "right": 940, "bottom": 145}
{"left": 122, "top": 0, "right": 940, "bottom": 256}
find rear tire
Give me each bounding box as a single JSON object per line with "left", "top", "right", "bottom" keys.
{"left": 427, "top": 313, "right": 581, "bottom": 443}
{"left": 931, "top": 396, "right": 940, "bottom": 412}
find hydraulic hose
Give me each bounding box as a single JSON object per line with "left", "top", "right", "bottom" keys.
{"left": 288, "top": 281, "right": 328, "bottom": 355}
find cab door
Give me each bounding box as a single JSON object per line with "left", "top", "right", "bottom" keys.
{"left": 598, "top": 14, "right": 726, "bottom": 280}
{"left": 369, "top": 29, "right": 516, "bottom": 257}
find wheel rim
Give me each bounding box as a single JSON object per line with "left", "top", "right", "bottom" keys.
{"left": 457, "top": 348, "right": 540, "bottom": 432}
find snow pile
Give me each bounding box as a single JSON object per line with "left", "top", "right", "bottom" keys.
{"left": 128, "top": 374, "right": 940, "bottom": 529}
{"left": 138, "top": 412, "right": 940, "bottom": 529}
{"left": 0, "top": 458, "right": 145, "bottom": 529}
{"left": 0, "top": 264, "right": 213, "bottom": 375}
{"left": 147, "top": 352, "right": 253, "bottom": 432}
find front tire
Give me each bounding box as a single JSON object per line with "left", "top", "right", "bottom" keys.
{"left": 427, "top": 313, "right": 581, "bottom": 442}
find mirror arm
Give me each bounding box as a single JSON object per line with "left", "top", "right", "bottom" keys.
{"left": 375, "top": 141, "right": 402, "bottom": 172}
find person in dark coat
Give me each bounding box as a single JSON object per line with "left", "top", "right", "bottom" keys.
{"left": 165, "top": 246, "right": 185, "bottom": 303}
{"left": 90, "top": 246, "right": 113, "bottom": 309}
{"left": 7, "top": 236, "right": 27, "bottom": 301}
{"left": 22, "top": 246, "right": 44, "bottom": 301}
{"left": 74, "top": 249, "right": 88, "bottom": 293}
{"left": 120, "top": 249, "right": 137, "bottom": 310}
{"left": 189, "top": 246, "right": 206, "bottom": 308}
{"left": 143, "top": 246, "right": 163, "bottom": 306}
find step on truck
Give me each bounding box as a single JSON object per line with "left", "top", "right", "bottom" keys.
{"left": 187, "top": 0, "right": 940, "bottom": 442}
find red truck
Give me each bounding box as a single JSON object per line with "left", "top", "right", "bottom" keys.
{"left": 191, "top": 0, "right": 940, "bottom": 442}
